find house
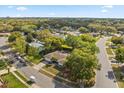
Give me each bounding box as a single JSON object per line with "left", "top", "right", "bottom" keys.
{"left": 66, "top": 31, "right": 81, "bottom": 36}
{"left": 29, "top": 40, "right": 45, "bottom": 52}
{"left": 52, "top": 32, "right": 66, "bottom": 39}
{"left": 44, "top": 51, "right": 69, "bottom": 66}
{"left": 90, "top": 32, "right": 100, "bottom": 37}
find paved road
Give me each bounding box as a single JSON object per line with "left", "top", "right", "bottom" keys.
{"left": 19, "top": 66, "right": 70, "bottom": 88}
{"left": 94, "top": 37, "right": 117, "bottom": 88}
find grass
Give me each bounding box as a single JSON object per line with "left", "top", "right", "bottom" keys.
{"left": 14, "top": 71, "right": 28, "bottom": 82}
{"left": 42, "top": 65, "right": 60, "bottom": 75}
{"left": 25, "top": 55, "right": 42, "bottom": 64}
{"left": 106, "top": 41, "right": 110, "bottom": 46}
{"left": 106, "top": 48, "right": 113, "bottom": 55}
{"left": 112, "top": 64, "right": 124, "bottom": 88}
{"left": 1, "top": 73, "right": 27, "bottom": 88}
{"left": 0, "top": 60, "right": 7, "bottom": 70}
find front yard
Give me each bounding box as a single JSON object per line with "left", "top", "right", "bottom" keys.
{"left": 0, "top": 60, "right": 7, "bottom": 70}
{"left": 106, "top": 48, "right": 113, "bottom": 55}
{"left": 1, "top": 73, "right": 27, "bottom": 88}
{"left": 112, "top": 64, "right": 124, "bottom": 88}
{"left": 24, "top": 55, "right": 42, "bottom": 65}
{"left": 14, "top": 71, "right": 28, "bottom": 82}
{"left": 42, "top": 65, "right": 61, "bottom": 75}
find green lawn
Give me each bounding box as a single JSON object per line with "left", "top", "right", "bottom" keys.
{"left": 1, "top": 73, "right": 27, "bottom": 88}
{"left": 0, "top": 60, "right": 7, "bottom": 70}
{"left": 25, "top": 55, "right": 42, "bottom": 64}
{"left": 42, "top": 65, "right": 60, "bottom": 75}
{"left": 14, "top": 71, "right": 28, "bottom": 82}
{"left": 112, "top": 64, "right": 124, "bottom": 88}
{"left": 106, "top": 48, "right": 113, "bottom": 55}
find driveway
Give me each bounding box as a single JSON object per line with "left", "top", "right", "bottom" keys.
{"left": 19, "top": 66, "right": 70, "bottom": 88}
{"left": 94, "top": 37, "right": 117, "bottom": 88}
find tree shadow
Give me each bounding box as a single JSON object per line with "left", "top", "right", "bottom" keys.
{"left": 51, "top": 66, "right": 79, "bottom": 88}
{"left": 107, "top": 71, "right": 115, "bottom": 80}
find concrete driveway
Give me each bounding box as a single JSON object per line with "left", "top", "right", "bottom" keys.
{"left": 94, "top": 37, "right": 118, "bottom": 88}
{"left": 19, "top": 66, "right": 70, "bottom": 88}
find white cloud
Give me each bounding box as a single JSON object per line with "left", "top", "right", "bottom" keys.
{"left": 16, "top": 7, "right": 27, "bottom": 11}
{"left": 8, "top": 6, "right": 14, "bottom": 8}
{"left": 101, "top": 9, "right": 108, "bottom": 13}
{"left": 102, "top": 5, "right": 113, "bottom": 8}
{"left": 16, "top": 14, "right": 22, "bottom": 17}
{"left": 49, "top": 12, "right": 56, "bottom": 16}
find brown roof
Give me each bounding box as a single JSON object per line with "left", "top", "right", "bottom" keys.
{"left": 44, "top": 51, "right": 68, "bottom": 64}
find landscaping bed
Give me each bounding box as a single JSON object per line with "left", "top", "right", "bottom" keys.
{"left": 1, "top": 73, "right": 27, "bottom": 88}
{"left": 112, "top": 64, "right": 124, "bottom": 88}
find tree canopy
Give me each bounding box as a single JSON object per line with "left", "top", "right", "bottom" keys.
{"left": 64, "top": 49, "right": 98, "bottom": 85}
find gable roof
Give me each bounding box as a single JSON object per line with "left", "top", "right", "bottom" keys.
{"left": 44, "top": 51, "right": 68, "bottom": 64}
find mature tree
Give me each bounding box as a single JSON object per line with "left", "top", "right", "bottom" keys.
{"left": 8, "top": 32, "right": 22, "bottom": 42}
{"left": 105, "top": 26, "right": 117, "bottom": 34}
{"left": 78, "top": 27, "right": 88, "bottom": 33}
{"left": 111, "top": 36, "right": 123, "bottom": 45}
{"left": 5, "top": 25, "right": 14, "bottom": 32}
{"left": 64, "top": 49, "right": 98, "bottom": 86}
{"left": 27, "top": 45, "right": 39, "bottom": 57}
{"left": 37, "top": 29, "right": 52, "bottom": 41}
{"left": 80, "top": 34, "right": 96, "bottom": 43}
{"left": 115, "top": 47, "right": 124, "bottom": 64}
{"left": 0, "top": 25, "right": 4, "bottom": 31}
{"left": 8, "top": 35, "right": 16, "bottom": 42}
{"left": 14, "top": 36, "right": 26, "bottom": 54}
{"left": 21, "top": 25, "right": 37, "bottom": 34}
{"left": 26, "top": 33, "right": 33, "bottom": 43}
{"left": 65, "top": 35, "right": 83, "bottom": 49}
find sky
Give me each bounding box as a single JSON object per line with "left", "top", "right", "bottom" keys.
{"left": 0, "top": 5, "right": 124, "bottom": 18}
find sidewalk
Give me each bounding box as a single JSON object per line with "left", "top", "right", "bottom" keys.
{"left": 0, "top": 67, "right": 16, "bottom": 75}
{"left": 33, "top": 63, "right": 45, "bottom": 71}
{"left": 12, "top": 71, "right": 31, "bottom": 88}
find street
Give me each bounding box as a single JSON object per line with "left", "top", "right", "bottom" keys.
{"left": 94, "top": 37, "right": 117, "bottom": 88}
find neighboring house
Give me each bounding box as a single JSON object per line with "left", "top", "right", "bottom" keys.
{"left": 66, "top": 31, "right": 81, "bottom": 36}
{"left": 29, "top": 41, "right": 45, "bottom": 52}
{"left": 44, "top": 51, "right": 69, "bottom": 66}
{"left": 0, "top": 32, "right": 10, "bottom": 36}
{"left": 90, "top": 32, "right": 100, "bottom": 37}
{"left": 52, "top": 32, "right": 66, "bottom": 39}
